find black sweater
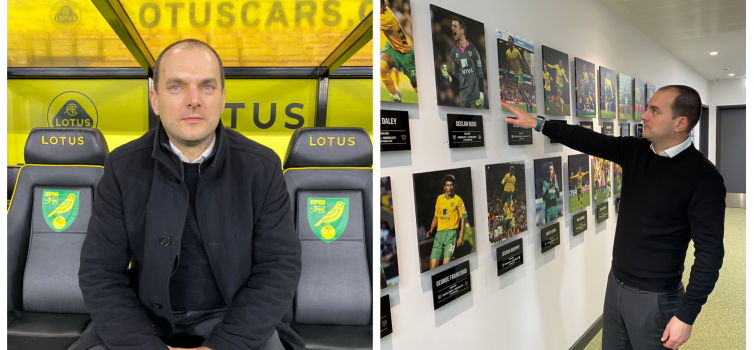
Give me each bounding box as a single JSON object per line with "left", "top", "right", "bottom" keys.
{"left": 543, "top": 121, "right": 726, "bottom": 325}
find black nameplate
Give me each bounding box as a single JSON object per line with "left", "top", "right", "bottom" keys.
{"left": 635, "top": 124, "right": 643, "bottom": 138}
{"left": 597, "top": 202, "right": 609, "bottom": 223}
{"left": 380, "top": 295, "right": 393, "bottom": 338}
{"left": 579, "top": 121, "right": 593, "bottom": 131}
{"left": 540, "top": 222, "right": 560, "bottom": 253}
{"left": 573, "top": 211, "right": 588, "bottom": 236}
{"left": 548, "top": 120, "right": 567, "bottom": 143}
{"left": 620, "top": 123, "right": 630, "bottom": 137}
{"left": 602, "top": 122, "right": 614, "bottom": 136}
{"left": 431, "top": 260, "right": 472, "bottom": 310}
{"left": 507, "top": 120, "right": 533, "bottom": 145}
{"left": 447, "top": 114, "right": 484, "bottom": 148}
{"left": 496, "top": 238, "right": 524, "bottom": 276}
{"left": 380, "top": 110, "right": 411, "bottom": 152}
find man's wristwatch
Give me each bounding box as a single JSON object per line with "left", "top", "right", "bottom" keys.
{"left": 535, "top": 115, "right": 546, "bottom": 132}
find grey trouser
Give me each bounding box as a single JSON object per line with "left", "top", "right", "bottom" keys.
{"left": 74, "top": 308, "right": 284, "bottom": 350}
{"left": 602, "top": 269, "right": 685, "bottom": 350}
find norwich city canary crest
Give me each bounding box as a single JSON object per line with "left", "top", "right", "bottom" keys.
{"left": 307, "top": 198, "right": 349, "bottom": 242}
{"left": 42, "top": 190, "right": 79, "bottom": 232}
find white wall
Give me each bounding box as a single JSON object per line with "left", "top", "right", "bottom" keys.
{"left": 380, "top": 0, "right": 709, "bottom": 349}
{"left": 707, "top": 78, "right": 746, "bottom": 165}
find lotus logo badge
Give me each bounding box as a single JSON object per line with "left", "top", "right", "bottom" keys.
{"left": 65, "top": 103, "right": 78, "bottom": 116}
{"left": 47, "top": 91, "right": 98, "bottom": 128}
{"left": 401, "top": 135, "right": 406, "bottom": 141}
{"left": 54, "top": 4, "right": 79, "bottom": 24}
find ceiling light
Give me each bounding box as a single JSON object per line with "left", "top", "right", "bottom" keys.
{"left": 710, "top": 52, "right": 718, "bottom": 55}
{"left": 729, "top": 73, "right": 735, "bottom": 76}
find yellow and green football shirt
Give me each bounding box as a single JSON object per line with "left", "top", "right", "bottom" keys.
{"left": 571, "top": 171, "right": 586, "bottom": 188}
{"left": 543, "top": 70, "right": 552, "bottom": 91}
{"left": 604, "top": 78, "right": 613, "bottom": 96}
{"left": 381, "top": 7, "right": 411, "bottom": 53}
{"left": 502, "top": 173, "right": 516, "bottom": 193}
{"left": 547, "top": 63, "right": 568, "bottom": 87}
{"left": 504, "top": 203, "right": 514, "bottom": 220}
{"left": 434, "top": 194, "right": 467, "bottom": 232}
{"left": 506, "top": 48, "right": 523, "bottom": 77}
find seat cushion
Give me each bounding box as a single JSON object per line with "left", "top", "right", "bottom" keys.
{"left": 291, "top": 324, "right": 372, "bottom": 350}
{"left": 7, "top": 312, "right": 91, "bottom": 337}
{"left": 8, "top": 335, "right": 82, "bottom": 350}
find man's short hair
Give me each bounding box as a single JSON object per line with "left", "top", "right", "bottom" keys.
{"left": 510, "top": 166, "right": 515, "bottom": 171}
{"left": 548, "top": 162, "right": 554, "bottom": 167}
{"left": 451, "top": 16, "right": 466, "bottom": 33}
{"left": 152, "top": 39, "right": 225, "bottom": 93}
{"left": 657, "top": 85, "right": 702, "bottom": 133}
{"left": 443, "top": 174, "right": 456, "bottom": 185}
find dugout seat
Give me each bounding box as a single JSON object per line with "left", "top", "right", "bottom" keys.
{"left": 282, "top": 128, "right": 373, "bottom": 350}
{"left": 8, "top": 165, "right": 21, "bottom": 208}
{"left": 7, "top": 128, "right": 109, "bottom": 350}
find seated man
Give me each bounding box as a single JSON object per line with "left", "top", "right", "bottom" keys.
{"left": 77, "top": 39, "right": 304, "bottom": 350}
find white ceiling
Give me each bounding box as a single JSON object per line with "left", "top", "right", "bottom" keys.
{"left": 598, "top": 0, "right": 746, "bottom": 81}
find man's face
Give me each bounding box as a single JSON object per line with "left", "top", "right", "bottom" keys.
{"left": 559, "top": 60, "right": 563, "bottom": 69}
{"left": 509, "top": 168, "right": 515, "bottom": 175}
{"left": 444, "top": 180, "right": 455, "bottom": 196}
{"left": 150, "top": 46, "right": 226, "bottom": 147}
{"left": 641, "top": 89, "right": 685, "bottom": 143}
{"left": 549, "top": 165, "right": 554, "bottom": 177}
{"left": 451, "top": 21, "right": 464, "bottom": 42}
{"left": 508, "top": 37, "right": 514, "bottom": 47}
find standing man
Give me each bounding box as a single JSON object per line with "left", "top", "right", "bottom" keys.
{"left": 78, "top": 40, "right": 304, "bottom": 350}
{"left": 542, "top": 162, "right": 560, "bottom": 223}
{"left": 441, "top": 16, "right": 485, "bottom": 108}
{"left": 502, "top": 84, "right": 726, "bottom": 350}
{"left": 570, "top": 166, "right": 587, "bottom": 208}
{"left": 501, "top": 165, "right": 516, "bottom": 205}
{"left": 380, "top": 0, "right": 417, "bottom": 102}
{"left": 426, "top": 174, "right": 467, "bottom": 270}
{"left": 506, "top": 36, "right": 532, "bottom": 112}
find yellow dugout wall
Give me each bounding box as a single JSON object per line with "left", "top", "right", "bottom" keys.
{"left": 7, "top": 78, "right": 371, "bottom": 166}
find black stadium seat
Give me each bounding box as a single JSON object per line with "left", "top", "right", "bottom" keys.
{"left": 282, "top": 127, "right": 373, "bottom": 350}
{"left": 8, "top": 165, "right": 21, "bottom": 208}
{"left": 7, "top": 128, "right": 109, "bottom": 350}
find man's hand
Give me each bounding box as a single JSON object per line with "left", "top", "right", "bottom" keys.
{"left": 441, "top": 65, "right": 452, "bottom": 82}
{"left": 456, "top": 237, "right": 463, "bottom": 248}
{"left": 501, "top": 102, "right": 538, "bottom": 129}
{"left": 476, "top": 92, "right": 484, "bottom": 108}
{"left": 426, "top": 230, "right": 430, "bottom": 239}
{"left": 661, "top": 316, "right": 692, "bottom": 349}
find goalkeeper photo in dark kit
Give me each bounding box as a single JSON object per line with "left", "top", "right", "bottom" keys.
{"left": 430, "top": 5, "right": 488, "bottom": 109}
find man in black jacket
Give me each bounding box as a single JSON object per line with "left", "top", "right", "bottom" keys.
{"left": 502, "top": 85, "right": 725, "bottom": 350}
{"left": 77, "top": 39, "right": 304, "bottom": 350}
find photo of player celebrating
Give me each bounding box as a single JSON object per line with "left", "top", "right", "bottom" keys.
{"left": 534, "top": 157, "right": 563, "bottom": 226}
{"left": 380, "top": 177, "right": 399, "bottom": 288}
{"left": 380, "top": 0, "right": 418, "bottom": 103}
{"left": 485, "top": 161, "right": 528, "bottom": 244}
{"left": 600, "top": 66, "right": 617, "bottom": 119}
{"left": 542, "top": 46, "right": 570, "bottom": 116}
{"left": 613, "top": 163, "right": 623, "bottom": 196}
{"left": 618, "top": 73, "right": 633, "bottom": 119}
{"left": 497, "top": 30, "right": 536, "bottom": 113}
{"left": 568, "top": 154, "right": 591, "bottom": 212}
{"left": 575, "top": 57, "right": 596, "bottom": 117}
{"left": 646, "top": 83, "right": 656, "bottom": 109}
{"left": 634, "top": 78, "right": 646, "bottom": 120}
{"left": 593, "top": 156, "right": 612, "bottom": 203}
{"left": 413, "top": 167, "right": 476, "bottom": 273}
{"left": 430, "top": 5, "right": 488, "bottom": 109}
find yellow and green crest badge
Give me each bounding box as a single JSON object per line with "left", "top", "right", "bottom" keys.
{"left": 307, "top": 198, "right": 349, "bottom": 242}
{"left": 42, "top": 190, "right": 79, "bottom": 232}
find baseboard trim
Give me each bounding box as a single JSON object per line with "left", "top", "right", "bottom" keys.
{"left": 569, "top": 315, "right": 603, "bottom": 350}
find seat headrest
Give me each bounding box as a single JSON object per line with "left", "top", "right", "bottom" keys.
{"left": 24, "top": 128, "right": 109, "bottom": 166}
{"left": 283, "top": 128, "right": 372, "bottom": 169}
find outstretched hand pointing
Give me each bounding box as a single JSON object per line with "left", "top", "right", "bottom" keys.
{"left": 501, "top": 102, "right": 539, "bottom": 129}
